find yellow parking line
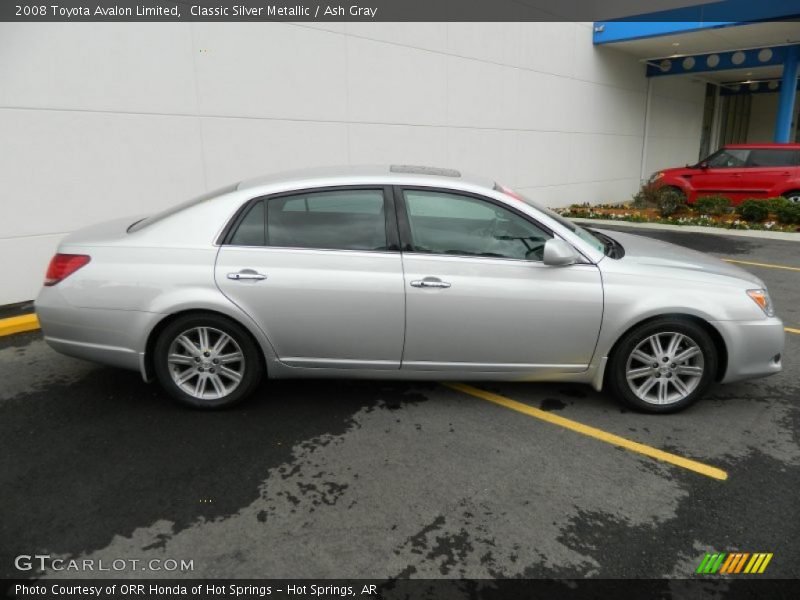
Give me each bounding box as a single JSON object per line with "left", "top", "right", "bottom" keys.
{"left": 786, "top": 327, "right": 800, "bottom": 335}
{"left": 0, "top": 314, "right": 40, "bottom": 337}
{"left": 723, "top": 258, "right": 800, "bottom": 272}
{"left": 444, "top": 382, "right": 728, "bottom": 481}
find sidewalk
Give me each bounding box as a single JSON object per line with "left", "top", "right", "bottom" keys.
{"left": 573, "top": 218, "right": 800, "bottom": 242}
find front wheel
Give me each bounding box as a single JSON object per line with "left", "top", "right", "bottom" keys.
{"left": 606, "top": 318, "right": 717, "bottom": 413}
{"left": 783, "top": 190, "right": 800, "bottom": 204}
{"left": 153, "top": 313, "right": 264, "bottom": 409}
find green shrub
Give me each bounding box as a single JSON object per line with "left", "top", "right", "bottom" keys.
{"left": 658, "top": 189, "right": 685, "bottom": 217}
{"left": 736, "top": 199, "right": 769, "bottom": 222}
{"left": 693, "top": 195, "right": 732, "bottom": 215}
{"left": 765, "top": 197, "right": 791, "bottom": 213}
{"left": 631, "top": 183, "right": 661, "bottom": 209}
{"left": 775, "top": 203, "right": 800, "bottom": 225}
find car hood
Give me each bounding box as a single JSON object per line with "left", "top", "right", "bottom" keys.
{"left": 595, "top": 229, "right": 764, "bottom": 287}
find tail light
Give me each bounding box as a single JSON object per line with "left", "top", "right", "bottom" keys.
{"left": 44, "top": 254, "right": 90, "bottom": 286}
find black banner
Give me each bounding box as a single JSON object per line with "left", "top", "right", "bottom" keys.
{"left": 5, "top": 579, "right": 800, "bottom": 600}
{"left": 0, "top": 0, "right": 755, "bottom": 23}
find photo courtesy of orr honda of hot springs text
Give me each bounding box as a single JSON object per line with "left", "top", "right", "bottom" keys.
{"left": 35, "top": 166, "right": 784, "bottom": 413}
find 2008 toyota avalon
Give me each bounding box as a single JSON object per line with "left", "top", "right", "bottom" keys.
{"left": 35, "top": 165, "right": 784, "bottom": 413}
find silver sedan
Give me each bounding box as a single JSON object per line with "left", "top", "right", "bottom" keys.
{"left": 35, "top": 165, "right": 784, "bottom": 413}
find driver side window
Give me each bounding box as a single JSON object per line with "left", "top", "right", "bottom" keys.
{"left": 402, "top": 190, "right": 551, "bottom": 261}
{"left": 706, "top": 149, "right": 749, "bottom": 168}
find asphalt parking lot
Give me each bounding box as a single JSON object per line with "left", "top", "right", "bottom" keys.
{"left": 1, "top": 225, "right": 799, "bottom": 582}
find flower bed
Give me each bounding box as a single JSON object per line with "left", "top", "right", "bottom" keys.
{"left": 555, "top": 202, "right": 800, "bottom": 233}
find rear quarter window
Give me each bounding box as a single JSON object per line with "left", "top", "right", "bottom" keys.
{"left": 746, "top": 149, "right": 800, "bottom": 167}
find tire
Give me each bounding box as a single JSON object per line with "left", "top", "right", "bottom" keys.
{"left": 660, "top": 185, "right": 685, "bottom": 199}
{"left": 606, "top": 317, "right": 717, "bottom": 414}
{"left": 153, "top": 313, "right": 263, "bottom": 409}
{"left": 782, "top": 190, "right": 800, "bottom": 204}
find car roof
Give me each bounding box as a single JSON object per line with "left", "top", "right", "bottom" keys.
{"left": 724, "top": 143, "right": 800, "bottom": 149}
{"left": 237, "top": 165, "right": 496, "bottom": 192}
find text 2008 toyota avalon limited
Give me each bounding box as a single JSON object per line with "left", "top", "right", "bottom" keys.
{"left": 35, "top": 166, "right": 784, "bottom": 413}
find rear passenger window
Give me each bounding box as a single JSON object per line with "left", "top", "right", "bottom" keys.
{"left": 229, "top": 200, "right": 265, "bottom": 246}
{"left": 268, "top": 190, "right": 387, "bottom": 251}
{"left": 747, "top": 149, "right": 798, "bottom": 167}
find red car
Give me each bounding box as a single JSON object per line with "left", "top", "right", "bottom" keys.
{"left": 651, "top": 143, "right": 800, "bottom": 205}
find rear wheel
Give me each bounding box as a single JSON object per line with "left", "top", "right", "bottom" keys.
{"left": 153, "top": 313, "right": 263, "bottom": 409}
{"left": 607, "top": 317, "right": 717, "bottom": 413}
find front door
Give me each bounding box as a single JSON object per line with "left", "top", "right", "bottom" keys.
{"left": 691, "top": 147, "right": 750, "bottom": 201}
{"left": 396, "top": 188, "right": 603, "bottom": 373}
{"left": 215, "top": 187, "right": 405, "bottom": 369}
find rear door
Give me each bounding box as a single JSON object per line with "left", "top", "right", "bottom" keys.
{"left": 215, "top": 186, "right": 406, "bottom": 370}
{"left": 739, "top": 148, "right": 799, "bottom": 196}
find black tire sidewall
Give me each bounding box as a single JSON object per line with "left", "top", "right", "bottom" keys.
{"left": 153, "top": 313, "right": 263, "bottom": 409}
{"left": 608, "top": 318, "right": 717, "bottom": 414}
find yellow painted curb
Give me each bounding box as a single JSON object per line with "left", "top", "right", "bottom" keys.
{"left": 786, "top": 327, "right": 800, "bottom": 335}
{"left": 0, "top": 314, "right": 40, "bottom": 337}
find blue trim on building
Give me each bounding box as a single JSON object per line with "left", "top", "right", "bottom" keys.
{"left": 645, "top": 45, "right": 790, "bottom": 77}
{"left": 775, "top": 45, "right": 800, "bottom": 142}
{"left": 593, "top": 0, "right": 800, "bottom": 45}
{"left": 719, "top": 80, "right": 800, "bottom": 96}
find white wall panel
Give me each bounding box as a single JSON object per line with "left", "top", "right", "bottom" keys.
{"left": 446, "top": 57, "right": 519, "bottom": 129}
{"left": 0, "top": 108, "right": 205, "bottom": 240}
{"left": 643, "top": 77, "right": 706, "bottom": 176}
{"left": 193, "top": 23, "right": 348, "bottom": 121}
{"left": 348, "top": 123, "right": 447, "bottom": 166}
{"left": 346, "top": 36, "right": 447, "bottom": 125}
{"left": 446, "top": 128, "right": 518, "bottom": 186}
{"left": 0, "top": 23, "right": 196, "bottom": 114}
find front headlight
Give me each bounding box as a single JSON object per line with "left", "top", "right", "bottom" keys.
{"left": 747, "top": 289, "right": 775, "bottom": 317}
{"left": 649, "top": 171, "right": 664, "bottom": 183}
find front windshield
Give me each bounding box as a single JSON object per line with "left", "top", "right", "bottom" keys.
{"left": 495, "top": 185, "right": 605, "bottom": 254}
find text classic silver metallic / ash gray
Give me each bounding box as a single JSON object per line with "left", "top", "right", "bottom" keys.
{"left": 35, "top": 166, "right": 785, "bottom": 413}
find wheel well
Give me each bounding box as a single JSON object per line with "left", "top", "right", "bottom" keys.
{"left": 143, "top": 309, "right": 266, "bottom": 382}
{"left": 605, "top": 314, "right": 728, "bottom": 383}
{"left": 782, "top": 189, "right": 800, "bottom": 199}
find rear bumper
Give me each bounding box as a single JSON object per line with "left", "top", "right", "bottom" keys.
{"left": 35, "top": 286, "right": 162, "bottom": 373}
{"left": 711, "top": 318, "right": 785, "bottom": 384}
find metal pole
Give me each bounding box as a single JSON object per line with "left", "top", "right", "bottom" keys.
{"left": 774, "top": 45, "right": 799, "bottom": 143}
{"left": 640, "top": 77, "right": 653, "bottom": 183}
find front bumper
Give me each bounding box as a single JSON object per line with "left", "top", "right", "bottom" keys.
{"left": 711, "top": 318, "right": 785, "bottom": 384}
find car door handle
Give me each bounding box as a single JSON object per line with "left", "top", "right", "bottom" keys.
{"left": 227, "top": 270, "right": 267, "bottom": 281}
{"left": 410, "top": 278, "right": 451, "bottom": 289}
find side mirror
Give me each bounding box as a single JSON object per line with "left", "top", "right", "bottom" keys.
{"left": 543, "top": 238, "right": 580, "bottom": 266}
{"left": 698, "top": 161, "right": 709, "bottom": 170}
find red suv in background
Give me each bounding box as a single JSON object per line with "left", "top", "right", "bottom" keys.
{"left": 651, "top": 143, "right": 800, "bottom": 205}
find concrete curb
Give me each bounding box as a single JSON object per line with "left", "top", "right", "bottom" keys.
{"left": 572, "top": 218, "right": 800, "bottom": 242}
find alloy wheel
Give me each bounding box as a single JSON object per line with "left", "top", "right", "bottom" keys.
{"left": 167, "top": 326, "right": 245, "bottom": 400}
{"left": 624, "top": 331, "right": 704, "bottom": 405}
